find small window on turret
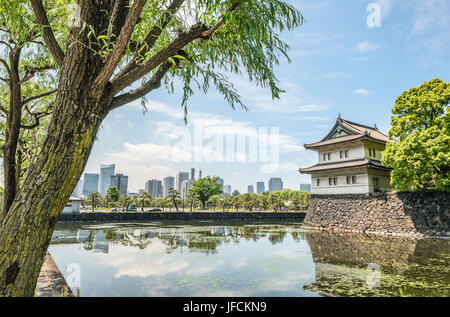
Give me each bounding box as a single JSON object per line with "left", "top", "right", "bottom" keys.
{"left": 317, "top": 179, "right": 320, "bottom": 186}
{"left": 345, "top": 150, "right": 349, "bottom": 158}
{"left": 328, "top": 153, "right": 331, "bottom": 160}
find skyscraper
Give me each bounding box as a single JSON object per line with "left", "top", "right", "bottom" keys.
{"left": 181, "top": 179, "right": 194, "bottom": 199}
{"left": 176, "top": 172, "right": 190, "bottom": 193}
{"left": 163, "top": 176, "right": 175, "bottom": 197}
{"left": 247, "top": 185, "right": 254, "bottom": 193}
{"left": 146, "top": 179, "right": 163, "bottom": 198}
{"left": 99, "top": 164, "right": 115, "bottom": 196}
{"left": 83, "top": 173, "right": 99, "bottom": 196}
{"left": 190, "top": 168, "right": 195, "bottom": 180}
{"left": 257, "top": 182, "right": 265, "bottom": 194}
{"left": 110, "top": 173, "right": 128, "bottom": 195}
{"left": 223, "top": 185, "right": 232, "bottom": 196}
{"left": 217, "top": 178, "right": 224, "bottom": 188}
{"left": 268, "top": 178, "right": 283, "bottom": 192}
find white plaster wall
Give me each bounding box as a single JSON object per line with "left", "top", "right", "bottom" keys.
{"left": 311, "top": 168, "right": 370, "bottom": 194}
{"left": 363, "top": 140, "right": 386, "bottom": 161}
{"left": 318, "top": 144, "right": 365, "bottom": 164}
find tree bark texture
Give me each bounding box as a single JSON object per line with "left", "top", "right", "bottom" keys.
{"left": 0, "top": 1, "right": 112, "bottom": 296}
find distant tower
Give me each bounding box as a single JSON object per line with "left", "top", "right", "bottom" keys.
{"left": 191, "top": 168, "right": 195, "bottom": 181}
{"left": 199, "top": 170, "right": 202, "bottom": 179}
{"left": 257, "top": 182, "right": 265, "bottom": 194}
{"left": 99, "top": 164, "right": 115, "bottom": 196}
{"left": 268, "top": 177, "right": 283, "bottom": 192}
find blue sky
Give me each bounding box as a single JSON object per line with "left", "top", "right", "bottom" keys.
{"left": 84, "top": 0, "right": 450, "bottom": 193}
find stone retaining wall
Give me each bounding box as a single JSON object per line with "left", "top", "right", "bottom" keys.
{"left": 302, "top": 191, "right": 449, "bottom": 238}
{"left": 58, "top": 212, "right": 306, "bottom": 222}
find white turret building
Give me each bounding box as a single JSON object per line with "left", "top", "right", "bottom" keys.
{"left": 299, "top": 116, "right": 394, "bottom": 194}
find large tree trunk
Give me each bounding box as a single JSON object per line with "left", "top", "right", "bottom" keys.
{"left": 0, "top": 14, "right": 110, "bottom": 294}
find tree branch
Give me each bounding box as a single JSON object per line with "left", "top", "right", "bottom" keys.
{"left": 108, "top": 0, "right": 130, "bottom": 41}
{"left": 0, "top": 40, "right": 13, "bottom": 51}
{"left": 0, "top": 58, "right": 11, "bottom": 77}
{"left": 114, "top": 0, "right": 185, "bottom": 79}
{"left": 111, "top": 22, "right": 208, "bottom": 95}
{"left": 30, "top": 0, "right": 65, "bottom": 67}
{"left": 110, "top": 60, "right": 173, "bottom": 110}
{"left": 94, "top": 0, "right": 147, "bottom": 89}
{"left": 21, "top": 105, "right": 52, "bottom": 130}
{"left": 199, "top": 1, "right": 241, "bottom": 40}
{"left": 22, "top": 89, "right": 57, "bottom": 106}
{"left": 0, "top": 104, "right": 8, "bottom": 115}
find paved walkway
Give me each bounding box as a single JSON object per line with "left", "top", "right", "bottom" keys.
{"left": 36, "top": 252, "right": 74, "bottom": 297}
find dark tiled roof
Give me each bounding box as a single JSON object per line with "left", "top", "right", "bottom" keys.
{"left": 304, "top": 117, "right": 391, "bottom": 149}
{"left": 299, "top": 159, "right": 391, "bottom": 174}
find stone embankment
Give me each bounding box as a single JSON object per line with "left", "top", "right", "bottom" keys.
{"left": 36, "top": 252, "right": 74, "bottom": 297}
{"left": 58, "top": 211, "right": 306, "bottom": 222}
{"left": 302, "top": 191, "right": 449, "bottom": 238}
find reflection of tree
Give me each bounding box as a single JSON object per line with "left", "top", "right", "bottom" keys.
{"left": 102, "top": 229, "right": 116, "bottom": 241}
{"left": 82, "top": 231, "right": 94, "bottom": 251}
{"left": 268, "top": 231, "right": 287, "bottom": 245}
{"left": 304, "top": 231, "right": 450, "bottom": 297}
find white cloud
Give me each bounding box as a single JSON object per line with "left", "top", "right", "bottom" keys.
{"left": 353, "top": 89, "right": 371, "bottom": 96}
{"left": 98, "top": 241, "right": 190, "bottom": 278}
{"left": 355, "top": 41, "right": 386, "bottom": 53}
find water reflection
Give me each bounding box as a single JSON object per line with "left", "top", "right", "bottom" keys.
{"left": 49, "top": 222, "right": 449, "bottom": 297}
{"left": 304, "top": 231, "right": 450, "bottom": 297}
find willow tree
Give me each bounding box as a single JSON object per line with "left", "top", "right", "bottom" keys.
{"left": 0, "top": 2, "right": 59, "bottom": 217}
{"left": 0, "top": 0, "right": 302, "bottom": 296}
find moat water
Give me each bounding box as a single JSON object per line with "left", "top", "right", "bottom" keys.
{"left": 49, "top": 222, "right": 449, "bottom": 297}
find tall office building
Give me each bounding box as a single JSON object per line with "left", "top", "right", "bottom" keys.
{"left": 190, "top": 168, "right": 195, "bottom": 180}
{"left": 99, "top": 164, "right": 115, "bottom": 196}
{"left": 300, "top": 184, "right": 312, "bottom": 192}
{"left": 199, "top": 170, "right": 202, "bottom": 179}
{"left": 268, "top": 177, "right": 283, "bottom": 192}
{"left": 110, "top": 173, "right": 128, "bottom": 195}
{"left": 82, "top": 173, "right": 99, "bottom": 196}
{"left": 163, "top": 176, "right": 175, "bottom": 197}
{"left": 257, "top": 182, "right": 265, "bottom": 194}
{"left": 217, "top": 178, "right": 224, "bottom": 188}
{"left": 223, "top": 185, "right": 232, "bottom": 196}
{"left": 181, "top": 179, "right": 194, "bottom": 199}
{"left": 176, "top": 172, "right": 190, "bottom": 193}
{"left": 71, "top": 179, "right": 83, "bottom": 197}
{"left": 247, "top": 185, "right": 254, "bottom": 193}
{"left": 146, "top": 179, "right": 163, "bottom": 198}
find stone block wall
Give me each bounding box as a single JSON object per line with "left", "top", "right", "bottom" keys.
{"left": 58, "top": 212, "right": 306, "bottom": 223}
{"left": 302, "top": 191, "right": 449, "bottom": 238}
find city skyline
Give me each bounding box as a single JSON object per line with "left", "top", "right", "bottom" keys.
{"left": 81, "top": 162, "right": 299, "bottom": 196}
